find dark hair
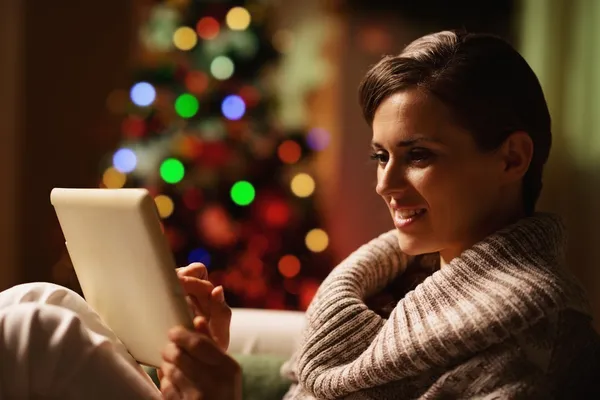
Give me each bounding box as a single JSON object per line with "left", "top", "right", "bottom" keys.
{"left": 358, "top": 30, "right": 551, "bottom": 216}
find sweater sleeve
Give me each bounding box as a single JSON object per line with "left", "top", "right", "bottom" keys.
{"left": 422, "top": 341, "right": 549, "bottom": 400}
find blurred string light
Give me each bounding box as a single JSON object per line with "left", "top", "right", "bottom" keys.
{"left": 291, "top": 173, "right": 315, "bottom": 197}
{"left": 264, "top": 199, "right": 290, "bottom": 227}
{"left": 272, "top": 29, "right": 294, "bottom": 54}
{"left": 306, "top": 128, "right": 330, "bottom": 151}
{"left": 175, "top": 93, "right": 199, "bottom": 118}
{"left": 102, "top": 167, "right": 126, "bottom": 188}
{"left": 185, "top": 71, "right": 209, "bottom": 94}
{"left": 305, "top": 228, "right": 329, "bottom": 252}
{"left": 121, "top": 116, "right": 145, "bottom": 138}
{"left": 160, "top": 158, "right": 185, "bottom": 184}
{"left": 175, "top": 135, "right": 203, "bottom": 159}
{"left": 130, "top": 82, "right": 156, "bottom": 107}
{"left": 239, "top": 85, "right": 260, "bottom": 107}
{"left": 210, "top": 56, "right": 234, "bottom": 80}
{"left": 231, "top": 180, "right": 255, "bottom": 206}
{"left": 196, "top": 17, "right": 220, "bottom": 40}
{"left": 277, "top": 140, "right": 301, "bottom": 164}
{"left": 173, "top": 26, "right": 197, "bottom": 50}
{"left": 278, "top": 255, "right": 301, "bottom": 278}
{"left": 113, "top": 148, "right": 137, "bottom": 173}
{"left": 221, "top": 95, "right": 246, "bottom": 120}
{"left": 188, "top": 247, "right": 211, "bottom": 266}
{"left": 154, "top": 194, "right": 175, "bottom": 218}
{"left": 226, "top": 7, "right": 251, "bottom": 31}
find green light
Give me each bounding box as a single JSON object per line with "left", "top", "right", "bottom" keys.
{"left": 160, "top": 158, "right": 185, "bottom": 184}
{"left": 175, "top": 94, "right": 199, "bottom": 118}
{"left": 231, "top": 181, "right": 255, "bottom": 206}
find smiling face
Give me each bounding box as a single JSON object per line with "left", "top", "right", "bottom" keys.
{"left": 371, "top": 88, "right": 524, "bottom": 264}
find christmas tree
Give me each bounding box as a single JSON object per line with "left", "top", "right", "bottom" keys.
{"left": 100, "top": 0, "right": 335, "bottom": 311}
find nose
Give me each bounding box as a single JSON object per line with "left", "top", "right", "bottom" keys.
{"left": 375, "top": 160, "right": 408, "bottom": 197}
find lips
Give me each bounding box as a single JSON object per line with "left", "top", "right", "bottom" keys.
{"left": 390, "top": 203, "right": 427, "bottom": 228}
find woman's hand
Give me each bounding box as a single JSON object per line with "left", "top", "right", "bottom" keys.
{"left": 176, "top": 263, "right": 231, "bottom": 351}
{"left": 160, "top": 317, "right": 242, "bottom": 400}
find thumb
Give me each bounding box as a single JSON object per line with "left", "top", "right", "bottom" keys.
{"left": 209, "top": 285, "right": 232, "bottom": 351}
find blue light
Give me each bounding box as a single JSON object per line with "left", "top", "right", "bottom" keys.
{"left": 306, "top": 128, "right": 331, "bottom": 151}
{"left": 188, "top": 248, "right": 211, "bottom": 266}
{"left": 112, "top": 148, "right": 137, "bottom": 173}
{"left": 130, "top": 82, "right": 156, "bottom": 107}
{"left": 221, "top": 95, "right": 246, "bottom": 120}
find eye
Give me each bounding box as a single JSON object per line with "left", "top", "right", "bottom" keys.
{"left": 406, "top": 147, "right": 434, "bottom": 165}
{"left": 370, "top": 151, "right": 389, "bottom": 165}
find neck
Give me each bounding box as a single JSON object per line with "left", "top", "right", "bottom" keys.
{"left": 439, "top": 205, "right": 526, "bottom": 268}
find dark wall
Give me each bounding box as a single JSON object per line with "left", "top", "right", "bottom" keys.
{"left": 19, "top": 1, "right": 136, "bottom": 283}
{"left": 344, "top": 0, "right": 515, "bottom": 41}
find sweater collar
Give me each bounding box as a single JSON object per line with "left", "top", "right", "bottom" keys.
{"left": 295, "top": 213, "right": 590, "bottom": 398}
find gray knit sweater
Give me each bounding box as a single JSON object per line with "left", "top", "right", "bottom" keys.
{"left": 281, "top": 214, "right": 599, "bottom": 399}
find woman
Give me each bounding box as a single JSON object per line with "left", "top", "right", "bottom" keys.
{"left": 1, "top": 30, "right": 598, "bottom": 399}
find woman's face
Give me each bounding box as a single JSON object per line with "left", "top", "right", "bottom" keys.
{"left": 371, "top": 88, "right": 512, "bottom": 263}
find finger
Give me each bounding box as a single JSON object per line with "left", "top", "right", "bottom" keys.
{"left": 168, "top": 327, "right": 229, "bottom": 366}
{"left": 157, "top": 367, "right": 164, "bottom": 381}
{"left": 162, "top": 362, "right": 198, "bottom": 396}
{"left": 179, "top": 277, "right": 214, "bottom": 317}
{"left": 160, "top": 376, "right": 182, "bottom": 400}
{"left": 209, "top": 286, "right": 231, "bottom": 351}
{"left": 162, "top": 342, "right": 200, "bottom": 381}
{"left": 177, "top": 263, "right": 208, "bottom": 280}
{"left": 193, "top": 316, "right": 212, "bottom": 337}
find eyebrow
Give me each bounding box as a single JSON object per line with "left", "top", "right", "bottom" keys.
{"left": 370, "top": 137, "right": 442, "bottom": 149}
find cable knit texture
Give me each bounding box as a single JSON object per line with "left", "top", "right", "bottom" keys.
{"left": 281, "top": 213, "right": 599, "bottom": 399}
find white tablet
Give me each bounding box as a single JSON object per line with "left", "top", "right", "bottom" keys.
{"left": 50, "top": 188, "right": 193, "bottom": 367}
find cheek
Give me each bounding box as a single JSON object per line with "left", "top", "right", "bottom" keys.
{"left": 417, "top": 162, "right": 498, "bottom": 220}
{"left": 412, "top": 164, "right": 487, "bottom": 207}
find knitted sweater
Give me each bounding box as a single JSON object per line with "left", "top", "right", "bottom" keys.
{"left": 281, "top": 214, "right": 600, "bottom": 399}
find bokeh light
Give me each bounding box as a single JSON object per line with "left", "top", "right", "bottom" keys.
{"left": 188, "top": 248, "right": 211, "bottom": 266}
{"left": 210, "top": 56, "right": 234, "bottom": 80}
{"left": 130, "top": 82, "right": 156, "bottom": 107}
{"left": 226, "top": 7, "right": 251, "bottom": 31}
{"left": 102, "top": 167, "right": 126, "bottom": 189}
{"left": 239, "top": 85, "right": 261, "bottom": 107}
{"left": 300, "top": 280, "right": 320, "bottom": 310}
{"left": 173, "top": 26, "right": 198, "bottom": 50}
{"left": 306, "top": 128, "right": 331, "bottom": 151}
{"left": 231, "top": 181, "right": 255, "bottom": 206}
{"left": 154, "top": 194, "right": 175, "bottom": 218}
{"left": 221, "top": 95, "right": 246, "bottom": 120}
{"left": 305, "top": 228, "right": 329, "bottom": 252}
{"left": 160, "top": 158, "right": 185, "bottom": 184}
{"left": 278, "top": 255, "right": 301, "bottom": 278}
{"left": 121, "top": 116, "right": 145, "bottom": 138}
{"left": 196, "top": 17, "right": 220, "bottom": 40}
{"left": 291, "top": 173, "right": 315, "bottom": 197}
{"left": 197, "top": 205, "right": 238, "bottom": 247}
{"left": 175, "top": 94, "right": 199, "bottom": 118}
{"left": 112, "top": 148, "right": 137, "bottom": 173}
{"left": 277, "top": 140, "right": 301, "bottom": 164}
{"left": 264, "top": 199, "right": 290, "bottom": 227}
{"left": 185, "top": 71, "right": 209, "bottom": 94}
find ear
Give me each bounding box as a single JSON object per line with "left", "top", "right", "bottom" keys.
{"left": 498, "top": 131, "right": 533, "bottom": 183}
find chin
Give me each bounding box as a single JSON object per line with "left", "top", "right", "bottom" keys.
{"left": 395, "top": 231, "right": 435, "bottom": 256}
